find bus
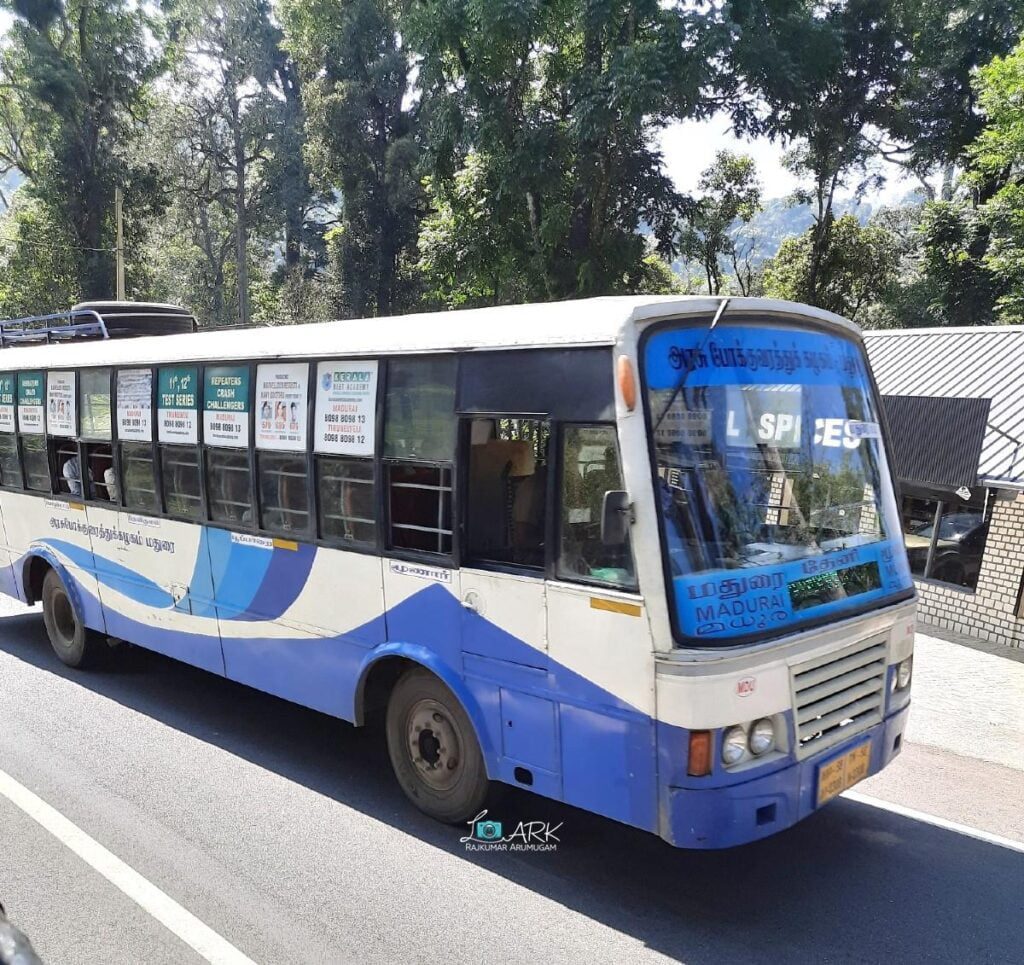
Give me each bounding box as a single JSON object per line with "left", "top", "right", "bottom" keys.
{"left": 0, "top": 295, "right": 915, "bottom": 848}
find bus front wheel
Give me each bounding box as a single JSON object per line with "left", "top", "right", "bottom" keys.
{"left": 41, "top": 569, "right": 102, "bottom": 669}
{"left": 385, "top": 667, "right": 490, "bottom": 824}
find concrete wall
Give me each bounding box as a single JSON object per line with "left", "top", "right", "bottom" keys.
{"left": 914, "top": 489, "right": 1024, "bottom": 648}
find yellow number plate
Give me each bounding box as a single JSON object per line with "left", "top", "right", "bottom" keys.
{"left": 816, "top": 742, "right": 871, "bottom": 807}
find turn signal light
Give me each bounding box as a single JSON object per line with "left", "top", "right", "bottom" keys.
{"left": 617, "top": 355, "right": 636, "bottom": 411}
{"left": 687, "top": 730, "right": 712, "bottom": 777}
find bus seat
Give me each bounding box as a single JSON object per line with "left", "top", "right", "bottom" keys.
{"left": 511, "top": 463, "right": 546, "bottom": 563}
{"left": 468, "top": 440, "right": 536, "bottom": 556}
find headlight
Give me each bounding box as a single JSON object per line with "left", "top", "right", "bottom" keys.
{"left": 897, "top": 656, "right": 913, "bottom": 691}
{"left": 749, "top": 718, "right": 775, "bottom": 756}
{"left": 722, "top": 725, "right": 747, "bottom": 766}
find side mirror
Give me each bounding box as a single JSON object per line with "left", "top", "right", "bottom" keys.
{"left": 601, "top": 490, "right": 632, "bottom": 546}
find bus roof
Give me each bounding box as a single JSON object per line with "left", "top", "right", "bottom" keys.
{"left": 0, "top": 295, "right": 859, "bottom": 371}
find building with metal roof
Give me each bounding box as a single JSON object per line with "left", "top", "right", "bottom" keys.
{"left": 864, "top": 326, "right": 1024, "bottom": 648}
{"left": 865, "top": 326, "right": 1024, "bottom": 489}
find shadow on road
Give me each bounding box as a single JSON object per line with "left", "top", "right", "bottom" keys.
{"left": 1, "top": 610, "right": 1020, "bottom": 964}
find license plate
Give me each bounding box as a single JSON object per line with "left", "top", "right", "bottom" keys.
{"left": 816, "top": 741, "right": 871, "bottom": 806}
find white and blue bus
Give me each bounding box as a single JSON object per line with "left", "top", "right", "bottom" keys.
{"left": 0, "top": 296, "right": 915, "bottom": 848}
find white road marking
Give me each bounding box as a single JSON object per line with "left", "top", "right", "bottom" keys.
{"left": 0, "top": 766, "right": 257, "bottom": 965}
{"left": 843, "top": 789, "right": 1024, "bottom": 854}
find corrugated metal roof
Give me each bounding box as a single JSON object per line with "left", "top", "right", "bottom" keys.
{"left": 880, "top": 394, "right": 990, "bottom": 489}
{"left": 864, "top": 326, "right": 1024, "bottom": 486}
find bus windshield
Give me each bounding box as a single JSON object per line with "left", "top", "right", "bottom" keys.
{"left": 643, "top": 320, "right": 914, "bottom": 645}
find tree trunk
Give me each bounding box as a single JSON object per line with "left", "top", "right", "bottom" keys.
{"left": 279, "top": 58, "right": 305, "bottom": 272}
{"left": 232, "top": 106, "right": 250, "bottom": 328}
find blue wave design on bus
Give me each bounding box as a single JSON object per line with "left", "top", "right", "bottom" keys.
{"left": 39, "top": 539, "right": 174, "bottom": 610}
{"left": 198, "top": 528, "right": 317, "bottom": 621}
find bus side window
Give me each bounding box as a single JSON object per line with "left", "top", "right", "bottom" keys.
{"left": 258, "top": 451, "right": 310, "bottom": 533}
{"left": 0, "top": 433, "right": 19, "bottom": 487}
{"left": 317, "top": 455, "right": 375, "bottom": 545}
{"left": 50, "top": 439, "right": 80, "bottom": 496}
{"left": 80, "top": 368, "right": 116, "bottom": 503}
{"left": 20, "top": 436, "right": 50, "bottom": 492}
{"left": 207, "top": 448, "right": 252, "bottom": 524}
{"left": 557, "top": 424, "right": 637, "bottom": 590}
{"left": 465, "top": 417, "right": 548, "bottom": 569}
{"left": 383, "top": 356, "right": 456, "bottom": 556}
{"left": 161, "top": 445, "right": 203, "bottom": 520}
{"left": 121, "top": 441, "right": 159, "bottom": 512}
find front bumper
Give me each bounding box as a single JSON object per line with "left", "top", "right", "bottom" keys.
{"left": 659, "top": 704, "right": 910, "bottom": 849}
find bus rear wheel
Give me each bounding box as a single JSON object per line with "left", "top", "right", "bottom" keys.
{"left": 385, "top": 667, "right": 489, "bottom": 825}
{"left": 41, "top": 569, "right": 102, "bottom": 669}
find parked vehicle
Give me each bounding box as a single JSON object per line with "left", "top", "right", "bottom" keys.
{"left": 904, "top": 511, "right": 988, "bottom": 587}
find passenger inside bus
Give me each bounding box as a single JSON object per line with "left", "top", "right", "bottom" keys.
{"left": 58, "top": 444, "right": 118, "bottom": 502}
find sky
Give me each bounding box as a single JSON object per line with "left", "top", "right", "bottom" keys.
{"left": 659, "top": 113, "right": 917, "bottom": 206}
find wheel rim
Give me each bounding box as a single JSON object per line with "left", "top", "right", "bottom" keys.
{"left": 51, "top": 588, "right": 76, "bottom": 646}
{"left": 405, "top": 698, "right": 463, "bottom": 792}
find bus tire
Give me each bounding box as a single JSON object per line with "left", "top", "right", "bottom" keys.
{"left": 385, "top": 667, "right": 490, "bottom": 825}
{"left": 41, "top": 569, "right": 102, "bottom": 669}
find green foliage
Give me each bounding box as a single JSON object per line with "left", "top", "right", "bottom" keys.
{"left": 1, "top": 0, "right": 1022, "bottom": 331}
{"left": 409, "top": 0, "right": 727, "bottom": 304}
{"left": 892, "top": 0, "right": 1024, "bottom": 178}
{"left": 282, "top": 0, "right": 421, "bottom": 318}
{"left": 730, "top": 0, "right": 914, "bottom": 307}
{"left": 0, "top": 0, "right": 168, "bottom": 300}
{"left": 917, "top": 201, "right": 1001, "bottom": 325}
{"left": 762, "top": 214, "right": 900, "bottom": 322}
{"left": 418, "top": 153, "right": 530, "bottom": 309}
{"left": 0, "top": 190, "right": 80, "bottom": 315}
{"left": 676, "top": 151, "right": 762, "bottom": 295}
{"left": 969, "top": 38, "right": 1024, "bottom": 322}
{"left": 635, "top": 253, "right": 683, "bottom": 296}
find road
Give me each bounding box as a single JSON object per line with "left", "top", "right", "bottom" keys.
{"left": 1, "top": 596, "right": 1022, "bottom": 965}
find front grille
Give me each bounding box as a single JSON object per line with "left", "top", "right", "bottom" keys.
{"left": 791, "top": 635, "right": 887, "bottom": 758}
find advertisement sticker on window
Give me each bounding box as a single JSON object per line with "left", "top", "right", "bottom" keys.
{"left": 46, "top": 371, "right": 77, "bottom": 438}
{"left": 255, "top": 363, "right": 308, "bottom": 451}
{"left": 157, "top": 366, "right": 199, "bottom": 444}
{"left": 117, "top": 369, "right": 153, "bottom": 441}
{"left": 17, "top": 372, "right": 45, "bottom": 434}
{"left": 0, "top": 374, "right": 14, "bottom": 432}
{"left": 314, "top": 360, "right": 377, "bottom": 456}
{"left": 204, "top": 365, "right": 250, "bottom": 448}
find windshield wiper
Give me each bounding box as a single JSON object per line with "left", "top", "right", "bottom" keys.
{"left": 652, "top": 296, "right": 730, "bottom": 436}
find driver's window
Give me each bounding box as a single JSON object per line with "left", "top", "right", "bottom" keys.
{"left": 557, "top": 425, "right": 636, "bottom": 589}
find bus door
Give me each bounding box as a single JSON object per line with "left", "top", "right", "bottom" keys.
{"left": 544, "top": 423, "right": 657, "bottom": 828}
{"left": 458, "top": 417, "right": 555, "bottom": 792}
{"left": 459, "top": 417, "right": 549, "bottom": 669}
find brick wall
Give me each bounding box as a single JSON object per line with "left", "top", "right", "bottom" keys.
{"left": 914, "top": 489, "right": 1024, "bottom": 648}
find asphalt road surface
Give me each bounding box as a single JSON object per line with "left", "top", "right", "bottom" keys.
{"left": 1, "top": 598, "right": 1021, "bottom": 965}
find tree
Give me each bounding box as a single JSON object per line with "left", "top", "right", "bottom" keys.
{"left": 676, "top": 151, "right": 762, "bottom": 295}
{"left": 417, "top": 153, "right": 530, "bottom": 309}
{"left": 282, "top": 0, "right": 421, "bottom": 318}
{"left": 0, "top": 192, "right": 81, "bottom": 316}
{"left": 917, "top": 201, "right": 1001, "bottom": 325}
{"left": 409, "top": 0, "right": 728, "bottom": 303}
{"left": 887, "top": 0, "right": 1024, "bottom": 193}
{"left": 730, "top": 0, "right": 913, "bottom": 307}
{"left": 0, "top": 0, "right": 167, "bottom": 300}
{"left": 762, "top": 214, "right": 900, "bottom": 322}
{"left": 176, "top": 0, "right": 285, "bottom": 327}
{"left": 969, "top": 37, "right": 1024, "bottom": 322}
